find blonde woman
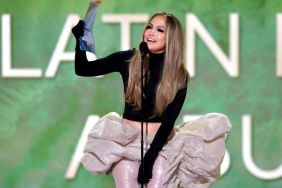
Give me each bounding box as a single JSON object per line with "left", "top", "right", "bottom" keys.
{"left": 72, "top": 12, "right": 231, "bottom": 188}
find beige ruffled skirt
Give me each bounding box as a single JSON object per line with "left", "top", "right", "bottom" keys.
{"left": 81, "top": 112, "right": 232, "bottom": 188}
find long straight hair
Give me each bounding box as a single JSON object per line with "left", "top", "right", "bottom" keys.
{"left": 125, "top": 12, "right": 189, "bottom": 116}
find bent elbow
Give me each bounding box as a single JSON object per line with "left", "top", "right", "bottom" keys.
{"left": 74, "top": 67, "right": 85, "bottom": 76}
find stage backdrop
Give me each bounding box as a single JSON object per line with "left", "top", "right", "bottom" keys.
{"left": 0, "top": 0, "right": 281, "bottom": 187}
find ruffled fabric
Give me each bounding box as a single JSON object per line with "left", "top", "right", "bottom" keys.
{"left": 160, "top": 113, "right": 231, "bottom": 187}
{"left": 81, "top": 112, "right": 231, "bottom": 188}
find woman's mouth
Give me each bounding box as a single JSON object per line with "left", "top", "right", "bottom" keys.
{"left": 147, "top": 38, "right": 156, "bottom": 43}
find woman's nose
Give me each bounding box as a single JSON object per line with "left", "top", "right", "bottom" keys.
{"left": 149, "top": 29, "right": 155, "bottom": 35}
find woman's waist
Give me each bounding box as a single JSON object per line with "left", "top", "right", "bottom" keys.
{"left": 121, "top": 118, "right": 175, "bottom": 140}
{"left": 121, "top": 118, "right": 160, "bottom": 135}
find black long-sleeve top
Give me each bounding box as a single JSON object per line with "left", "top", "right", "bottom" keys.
{"left": 75, "top": 47, "right": 187, "bottom": 162}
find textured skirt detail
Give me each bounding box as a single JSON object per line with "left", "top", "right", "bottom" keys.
{"left": 81, "top": 112, "right": 232, "bottom": 188}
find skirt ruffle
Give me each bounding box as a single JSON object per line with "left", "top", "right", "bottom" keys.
{"left": 81, "top": 112, "right": 232, "bottom": 188}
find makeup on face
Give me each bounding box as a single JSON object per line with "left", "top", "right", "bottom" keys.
{"left": 143, "top": 15, "right": 167, "bottom": 54}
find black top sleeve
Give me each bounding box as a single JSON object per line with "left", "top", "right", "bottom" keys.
{"left": 74, "top": 47, "right": 133, "bottom": 77}
{"left": 144, "top": 86, "right": 188, "bottom": 165}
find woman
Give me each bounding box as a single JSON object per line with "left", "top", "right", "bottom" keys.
{"left": 72, "top": 12, "right": 231, "bottom": 188}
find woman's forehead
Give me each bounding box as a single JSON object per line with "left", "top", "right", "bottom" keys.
{"left": 149, "top": 15, "right": 167, "bottom": 27}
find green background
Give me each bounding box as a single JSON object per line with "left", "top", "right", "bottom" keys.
{"left": 0, "top": 0, "right": 281, "bottom": 187}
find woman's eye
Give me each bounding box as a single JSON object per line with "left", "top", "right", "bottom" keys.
{"left": 157, "top": 29, "right": 164, "bottom": 33}
{"left": 145, "top": 25, "right": 152, "bottom": 29}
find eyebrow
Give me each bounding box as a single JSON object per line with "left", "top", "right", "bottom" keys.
{"left": 148, "top": 23, "right": 166, "bottom": 30}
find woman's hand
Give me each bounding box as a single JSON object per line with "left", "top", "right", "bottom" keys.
{"left": 137, "top": 154, "right": 154, "bottom": 184}
{"left": 72, "top": 20, "right": 85, "bottom": 40}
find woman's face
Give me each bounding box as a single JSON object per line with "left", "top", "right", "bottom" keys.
{"left": 143, "top": 15, "right": 167, "bottom": 54}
